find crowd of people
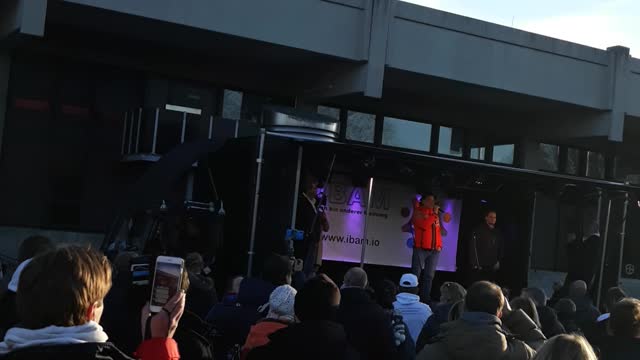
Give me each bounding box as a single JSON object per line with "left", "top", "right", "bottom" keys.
{"left": 0, "top": 235, "right": 639, "bottom": 359}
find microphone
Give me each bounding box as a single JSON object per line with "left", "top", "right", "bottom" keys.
{"left": 434, "top": 200, "right": 441, "bottom": 215}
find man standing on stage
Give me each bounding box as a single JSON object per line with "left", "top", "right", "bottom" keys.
{"left": 295, "top": 175, "right": 330, "bottom": 277}
{"left": 411, "top": 193, "right": 450, "bottom": 303}
{"left": 469, "top": 210, "right": 503, "bottom": 283}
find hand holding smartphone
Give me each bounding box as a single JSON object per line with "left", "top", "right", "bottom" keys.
{"left": 149, "top": 256, "right": 185, "bottom": 313}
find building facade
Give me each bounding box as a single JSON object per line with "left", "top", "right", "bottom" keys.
{"left": 1, "top": 0, "right": 640, "bottom": 291}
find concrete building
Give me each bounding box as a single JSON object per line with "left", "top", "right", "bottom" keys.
{"left": 2, "top": 0, "right": 640, "bottom": 293}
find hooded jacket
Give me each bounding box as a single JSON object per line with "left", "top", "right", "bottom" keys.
{"left": 393, "top": 292, "right": 433, "bottom": 343}
{"left": 0, "top": 322, "right": 178, "bottom": 360}
{"left": 417, "top": 311, "right": 539, "bottom": 360}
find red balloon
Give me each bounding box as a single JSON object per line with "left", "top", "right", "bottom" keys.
{"left": 443, "top": 213, "right": 452, "bottom": 223}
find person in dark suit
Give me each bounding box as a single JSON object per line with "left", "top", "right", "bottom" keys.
{"left": 294, "top": 175, "right": 329, "bottom": 277}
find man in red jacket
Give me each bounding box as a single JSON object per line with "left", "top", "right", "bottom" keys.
{"left": 0, "top": 246, "right": 183, "bottom": 360}
{"left": 411, "top": 193, "right": 450, "bottom": 303}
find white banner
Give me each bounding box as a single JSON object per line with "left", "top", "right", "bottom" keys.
{"left": 321, "top": 174, "right": 462, "bottom": 271}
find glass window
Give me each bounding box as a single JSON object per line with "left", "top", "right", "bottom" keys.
{"left": 586, "top": 151, "right": 605, "bottom": 179}
{"left": 222, "top": 90, "right": 242, "bottom": 119}
{"left": 566, "top": 148, "right": 580, "bottom": 175}
{"left": 539, "top": 143, "right": 560, "bottom": 171}
{"left": 470, "top": 147, "right": 486, "bottom": 160}
{"left": 437, "top": 126, "right": 463, "bottom": 157}
{"left": 346, "top": 111, "right": 375, "bottom": 143}
{"left": 493, "top": 144, "right": 515, "bottom": 164}
{"left": 382, "top": 117, "right": 431, "bottom": 151}
{"left": 317, "top": 105, "right": 340, "bottom": 120}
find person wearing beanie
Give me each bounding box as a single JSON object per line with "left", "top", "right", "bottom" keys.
{"left": 248, "top": 274, "right": 358, "bottom": 360}
{"left": 337, "top": 268, "right": 412, "bottom": 360}
{"left": 241, "top": 285, "right": 297, "bottom": 360}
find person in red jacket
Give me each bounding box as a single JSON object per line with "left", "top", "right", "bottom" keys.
{"left": 0, "top": 246, "right": 184, "bottom": 360}
{"left": 241, "top": 284, "right": 297, "bottom": 359}
{"left": 411, "top": 193, "right": 450, "bottom": 303}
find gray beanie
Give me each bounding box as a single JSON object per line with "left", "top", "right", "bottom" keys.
{"left": 266, "top": 285, "right": 297, "bottom": 322}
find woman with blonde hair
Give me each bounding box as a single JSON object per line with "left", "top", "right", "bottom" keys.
{"left": 533, "top": 334, "right": 597, "bottom": 360}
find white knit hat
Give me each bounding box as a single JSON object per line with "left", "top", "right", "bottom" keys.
{"left": 265, "top": 285, "right": 297, "bottom": 322}
{"left": 8, "top": 258, "right": 32, "bottom": 293}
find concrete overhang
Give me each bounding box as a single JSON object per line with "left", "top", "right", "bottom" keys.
{"left": 11, "top": 0, "right": 640, "bottom": 144}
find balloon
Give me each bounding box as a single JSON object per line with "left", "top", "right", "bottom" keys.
{"left": 443, "top": 212, "right": 452, "bottom": 223}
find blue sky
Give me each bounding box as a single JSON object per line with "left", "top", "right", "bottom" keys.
{"left": 404, "top": 0, "right": 639, "bottom": 55}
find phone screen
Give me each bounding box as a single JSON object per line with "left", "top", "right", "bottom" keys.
{"left": 151, "top": 261, "right": 182, "bottom": 308}
{"left": 131, "top": 264, "right": 150, "bottom": 286}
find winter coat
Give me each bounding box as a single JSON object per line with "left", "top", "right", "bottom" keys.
{"left": 206, "top": 293, "right": 261, "bottom": 360}
{"left": 186, "top": 273, "right": 218, "bottom": 319}
{"left": 599, "top": 336, "right": 640, "bottom": 360}
{"left": 417, "top": 310, "right": 543, "bottom": 360}
{"left": 393, "top": 292, "right": 433, "bottom": 343}
{"left": 0, "top": 339, "right": 179, "bottom": 360}
{"left": 571, "top": 296, "right": 600, "bottom": 333}
{"left": 536, "top": 305, "right": 565, "bottom": 338}
{"left": 416, "top": 303, "right": 452, "bottom": 352}
{"left": 338, "top": 287, "right": 402, "bottom": 360}
{"left": 241, "top": 319, "right": 289, "bottom": 360}
{"left": 247, "top": 320, "right": 359, "bottom": 360}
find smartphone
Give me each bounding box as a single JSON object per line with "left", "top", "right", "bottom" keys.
{"left": 149, "top": 256, "right": 185, "bottom": 313}
{"left": 130, "top": 255, "right": 153, "bottom": 287}
{"left": 131, "top": 263, "right": 151, "bottom": 286}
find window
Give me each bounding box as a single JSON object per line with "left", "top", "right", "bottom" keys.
{"left": 566, "top": 148, "right": 580, "bottom": 175}
{"left": 470, "top": 147, "right": 486, "bottom": 160}
{"left": 586, "top": 151, "right": 605, "bottom": 179}
{"left": 539, "top": 143, "right": 559, "bottom": 171}
{"left": 346, "top": 111, "right": 375, "bottom": 143}
{"left": 493, "top": 144, "right": 515, "bottom": 164}
{"left": 222, "top": 90, "right": 242, "bottom": 119}
{"left": 382, "top": 117, "right": 431, "bottom": 151}
{"left": 317, "top": 105, "right": 340, "bottom": 120}
{"left": 437, "top": 126, "right": 463, "bottom": 157}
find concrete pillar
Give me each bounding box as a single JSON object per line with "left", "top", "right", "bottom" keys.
{"left": 0, "top": 52, "right": 10, "bottom": 158}
{"left": 606, "top": 46, "right": 630, "bottom": 142}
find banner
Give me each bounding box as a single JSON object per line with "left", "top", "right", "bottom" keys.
{"left": 321, "top": 174, "right": 462, "bottom": 271}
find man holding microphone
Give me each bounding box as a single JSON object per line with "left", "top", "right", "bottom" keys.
{"left": 411, "top": 193, "right": 451, "bottom": 303}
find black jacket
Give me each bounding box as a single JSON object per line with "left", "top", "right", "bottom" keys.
{"left": 337, "top": 288, "right": 405, "bottom": 360}
{"left": 556, "top": 312, "right": 582, "bottom": 335}
{"left": 173, "top": 311, "right": 215, "bottom": 360}
{"left": 585, "top": 317, "right": 609, "bottom": 349}
{"left": 599, "top": 336, "right": 640, "bottom": 360}
{"left": 206, "top": 289, "right": 262, "bottom": 359}
{"left": 186, "top": 273, "right": 218, "bottom": 319}
{"left": 294, "top": 194, "right": 322, "bottom": 260}
{"left": 537, "top": 305, "right": 565, "bottom": 338}
{"left": 247, "top": 320, "right": 359, "bottom": 360}
{"left": 0, "top": 343, "right": 133, "bottom": 360}
{"left": 0, "top": 292, "right": 17, "bottom": 341}
{"left": 571, "top": 296, "right": 600, "bottom": 333}
{"left": 469, "top": 224, "right": 503, "bottom": 267}
{"left": 416, "top": 303, "right": 452, "bottom": 352}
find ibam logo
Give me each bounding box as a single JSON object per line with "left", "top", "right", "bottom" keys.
{"left": 326, "top": 182, "right": 391, "bottom": 210}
